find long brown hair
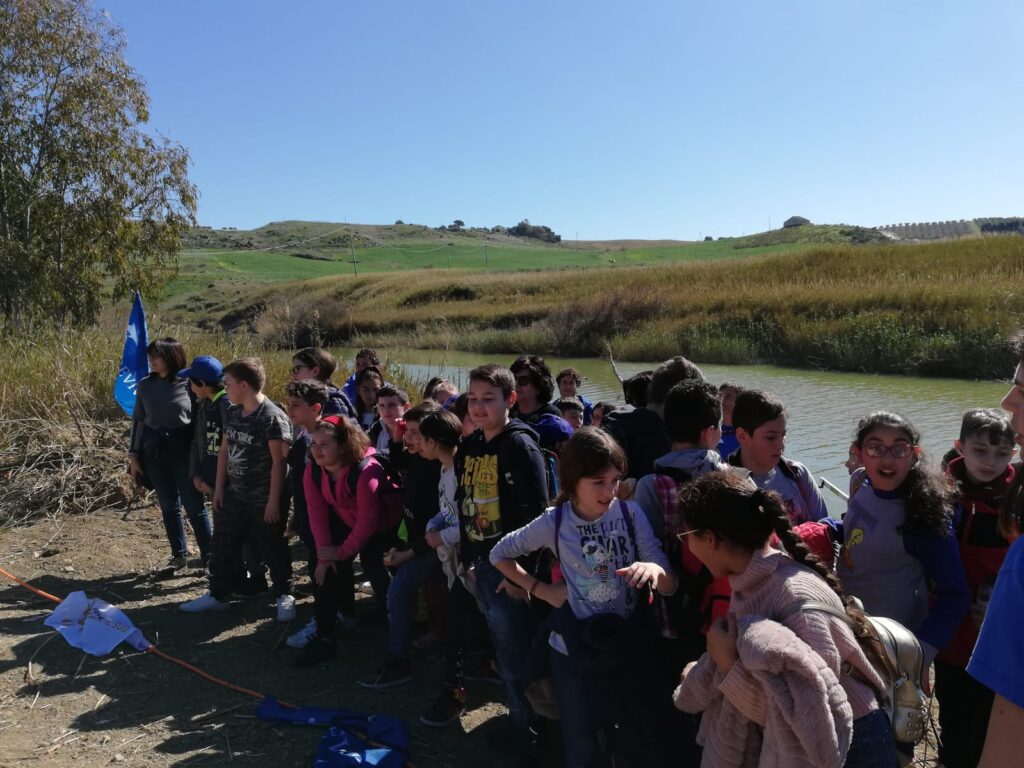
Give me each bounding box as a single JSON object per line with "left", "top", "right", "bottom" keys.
{"left": 555, "top": 427, "right": 626, "bottom": 506}
{"left": 315, "top": 416, "right": 369, "bottom": 466}
{"left": 678, "top": 471, "right": 844, "bottom": 597}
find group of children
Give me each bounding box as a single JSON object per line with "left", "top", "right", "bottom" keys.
{"left": 127, "top": 340, "right": 1024, "bottom": 768}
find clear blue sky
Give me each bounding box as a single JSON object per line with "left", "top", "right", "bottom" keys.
{"left": 102, "top": 0, "right": 1024, "bottom": 240}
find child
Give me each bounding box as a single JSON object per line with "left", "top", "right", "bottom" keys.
{"left": 590, "top": 401, "right": 616, "bottom": 429}
{"left": 553, "top": 396, "right": 585, "bottom": 432}
{"left": 354, "top": 365, "right": 385, "bottom": 431}
{"left": 490, "top": 428, "right": 678, "bottom": 767}
{"left": 968, "top": 334, "right": 1024, "bottom": 765}
{"left": 296, "top": 415, "right": 399, "bottom": 665}
{"left": 180, "top": 358, "right": 295, "bottom": 620}
{"left": 673, "top": 472, "right": 895, "bottom": 767}
{"left": 447, "top": 392, "right": 476, "bottom": 437}
{"left": 359, "top": 401, "right": 444, "bottom": 688}
{"left": 367, "top": 385, "right": 410, "bottom": 455}
{"left": 424, "top": 377, "right": 458, "bottom": 404}
{"left": 291, "top": 347, "right": 355, "bottom": 418}
{"left": 510, "top": 355, "right": 561, "bottom": 425}
{"left": 835, "top": 412, "right": 970, "bottom": 679}
{"left": 717, "top": 382, "right": 743, "bottom": 460}
{"left": 634, "top": 380, "right": 730, "bottom": 542}
{"left": 727, "top": 389, "right": 829, "bottom": 524}
{"left": 555, "top": 368, "right": 594, "bottom": 425}
{"left": 603, "top": 356, "right": 704, "bottom": 479}
{"left": 457, "top": 363, "right": 549, "bottom": 752}
{"left": 343, "top": 348, "right": 380, "bottom": 406}
{"left": 129, "top": 339, "right": 212, "bottom": 573}
{"left": 282, "top": 379, "right": 336, "bottom": 649}
{"left": 935, "top": 409, "right": 1016, "bottom": 768}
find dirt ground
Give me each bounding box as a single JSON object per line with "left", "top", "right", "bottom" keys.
{"left": 0, "top": 505, "right": 518, "bottom": 768}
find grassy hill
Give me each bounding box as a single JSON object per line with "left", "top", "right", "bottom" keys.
{"left": 164, "top": 235, "right": 1024, "bottom": 379}
{"left": 168, "top": 220, "right": 884, "bottom": 302}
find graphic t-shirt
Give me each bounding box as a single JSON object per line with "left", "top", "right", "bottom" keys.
{"left": 489, "top": 499, "right": 672, "bottom": 652}
{"left": 224, "top": 398, "right": 292, "bottom": 504}
{"left": 460, "top": 451, "right": 503, "bottom": 543}
{"left": 430, "top": 465, "right": 461, "bottom": 548}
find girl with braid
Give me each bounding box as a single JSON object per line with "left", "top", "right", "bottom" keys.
{"left": 673, "top": 472, "right": 896, "bottom": 768}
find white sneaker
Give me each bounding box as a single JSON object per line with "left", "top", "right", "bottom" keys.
{"left": 336, "top": 610, "right": 358, "bottom": 630}
{"left": 179, "top": 592, "right": 229, "bottom": 613}
{"left": 276, "top": 594, "right": 296, "bottom": 622}
{"left": 286, "top": 618, "right": 318, "bottom": 648}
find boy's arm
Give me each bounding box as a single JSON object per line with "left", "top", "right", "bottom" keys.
{"left": 507, "top": 435, "right": 549, "bottom": 527}
{"left": 213, "top": 433, "right": 229, "bottom": 509}
{"left": 632, "top": 475, "right": 666, "bottom": 543}
{"left": 264, "top": 439, "right": 288, "bottom": 523}
{"left": 303, "top": 464, "right": 332, "bottom": 548}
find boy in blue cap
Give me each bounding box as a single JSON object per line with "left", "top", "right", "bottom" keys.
{"left": 182, "top": 355, "right": 228, "bottom": 505}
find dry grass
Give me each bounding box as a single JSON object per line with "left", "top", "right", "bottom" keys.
{"left": 224, "top": 236, "right": 1024, "bottom": 377}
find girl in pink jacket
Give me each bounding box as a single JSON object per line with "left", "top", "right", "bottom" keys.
{"left": 296, "top": 415, "right": 395, "bottom": 667}
{"left": 674, "top": 472, "right": 896, "bottom": 768}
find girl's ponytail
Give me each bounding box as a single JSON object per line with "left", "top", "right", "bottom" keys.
{"left": 758, "top": 489, "right": 845, "bottom": 599}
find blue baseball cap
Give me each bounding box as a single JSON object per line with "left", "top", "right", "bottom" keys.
{"left": 179, "top": 355, "right": 224, "bottom": 384}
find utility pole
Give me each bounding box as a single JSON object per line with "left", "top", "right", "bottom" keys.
{"left": 351, "top": 245, "right": 357, "bottom": 277}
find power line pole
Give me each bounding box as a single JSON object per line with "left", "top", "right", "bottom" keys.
{"left": 351, "top": 245, "right": 357, "bottom": 277}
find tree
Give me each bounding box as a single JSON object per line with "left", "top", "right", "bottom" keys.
{"left": 0, "top": 0, "right": 197, "bottom": 327}
{"left": 451, "top": 219, "right": 464, "bottom": 231}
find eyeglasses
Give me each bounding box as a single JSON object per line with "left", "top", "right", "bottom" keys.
{"left": 862, "top": 443, "right": 915, "bottom": 459}
{"left": 290, "top": 364, "right": 309, "bottom": 375}
{"left": 675, "top": 529, "right": 700, "bottom": 541}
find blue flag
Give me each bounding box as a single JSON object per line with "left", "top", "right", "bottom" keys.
{"left": 114, "top": 292, "right": 149, "bottom": 416}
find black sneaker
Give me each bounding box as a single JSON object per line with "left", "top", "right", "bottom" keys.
{"left": 419, "top": 688, "right": 466, "bottom": 728}
{"left": 357, "top": 659, "right": 412, "bottom": 689}
{"left": 294, "top": 636, "right": 337, "bottom": 668}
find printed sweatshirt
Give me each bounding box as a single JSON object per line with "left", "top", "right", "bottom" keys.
{"left": 304, "top": 447, "right": 388, "bottom": 561}
{"left": 190, "top": 391, "right": 230, "bottom": 487}
{"left": 833, "top": 469, "right": 970, "bottom": 662}
{"left": 489, "top": 499, "right": 672, "bottom": 652}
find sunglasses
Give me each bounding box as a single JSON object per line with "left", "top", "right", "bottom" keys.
{"left": 862, "top": 443, "right": 915, "bottom": 459}
{"left": 290, "top": 364, "right": 310, "bottom": 375}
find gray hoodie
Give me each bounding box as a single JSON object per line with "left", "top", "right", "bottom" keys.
{"left": 633, "top": 448, "right": 731, "bottom": 543}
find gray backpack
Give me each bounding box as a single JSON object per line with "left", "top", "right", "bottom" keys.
{"left": 777, "top": 597, "right": 928, "bottom": 745}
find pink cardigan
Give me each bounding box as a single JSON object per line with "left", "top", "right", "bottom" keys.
{"left": 721, "top": 548, "right": 883, "bottom": 722}
{"left": 304, "top": 448, "right": 386, "bottom": 562}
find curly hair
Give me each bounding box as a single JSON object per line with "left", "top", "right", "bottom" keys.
{"left": 510, "top": 355, "right": 555, "bottom": 403}
{"left": 677, "top": 472, "right": 843, "bottom": 597}
{"left": 854, "top": 412, "right": 955, "bottom": 538}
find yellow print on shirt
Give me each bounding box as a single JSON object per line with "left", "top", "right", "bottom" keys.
{"left": 461, "top": 454, "right": 501, "bottom": 542}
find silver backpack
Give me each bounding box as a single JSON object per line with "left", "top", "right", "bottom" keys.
{"left": 778, "top": 598, "right": 928, "bottom": 745}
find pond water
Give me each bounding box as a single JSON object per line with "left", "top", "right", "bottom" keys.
{"left": 339, "top": 347, "right": 1013, "bottom": 516}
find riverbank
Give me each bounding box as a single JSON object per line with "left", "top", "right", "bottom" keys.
{"left": 167, "top": 236, "right": 1024, "bottom": 379}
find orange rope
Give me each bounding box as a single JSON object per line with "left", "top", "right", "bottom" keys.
{"left": 0, "top": 566, "right": 63, "bottom": 603}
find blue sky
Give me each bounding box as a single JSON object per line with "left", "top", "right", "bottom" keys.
{"left": 102, "top": 0, "right": 1024, "bottom": 240}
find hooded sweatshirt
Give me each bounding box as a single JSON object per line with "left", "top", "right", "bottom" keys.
{"left": 602, "top": 405, "right": 671, "bottom": 480}
{"left": 456, "top": 419, "right": 549, "bottom": 564}
{"left": 634, "top": 448, "right": 730, "bottom": 542}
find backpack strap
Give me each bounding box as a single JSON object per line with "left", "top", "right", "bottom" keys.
{"left": 346, "top": 456, "right": 372, "bottom": 496}
{"left": 657, "top": 465, "right": 693, "bottom": 485}
{"left": 553, "top": 502, "right": 564, "bottom": 562}
{"left": 618, "top": 499, "right": 640, "bottom": 562}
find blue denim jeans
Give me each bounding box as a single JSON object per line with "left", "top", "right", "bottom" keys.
{"left": 549, "top": 644, "right": 601, "bottom": 768}
{"left": 387, "top": 551, "right": 442, "bottom": 659}
{"left": 844, "top": 708, "right": 897, "bottom": 768}
{"left": 143, "top": 447, "right": 211, "bottom": 559}
{"left": 472, "top": 557, "right": 535, "bottom": 734}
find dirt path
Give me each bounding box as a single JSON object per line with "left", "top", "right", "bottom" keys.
{"left": 0, "top": 507, "right": 516, "bottom": 767}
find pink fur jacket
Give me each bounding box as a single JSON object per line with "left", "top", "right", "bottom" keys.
{"left": 673, "top": 615, "right": 854, "bottom": 768}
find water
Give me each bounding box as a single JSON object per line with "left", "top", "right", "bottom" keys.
{"left": 339, "top": 347, "right": 1013, "bottom": 516}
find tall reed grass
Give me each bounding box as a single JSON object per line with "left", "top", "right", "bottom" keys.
{"left": 233, "top": 237, "right": 1024, "bottom": 378}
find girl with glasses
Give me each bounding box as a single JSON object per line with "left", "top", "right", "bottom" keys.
{"left": 834, "top": 411, "right": 970, "bottom": 743}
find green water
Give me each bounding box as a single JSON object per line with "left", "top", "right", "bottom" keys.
{"left": 339, "top": 347, "right": 1013, "bottom": 516}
